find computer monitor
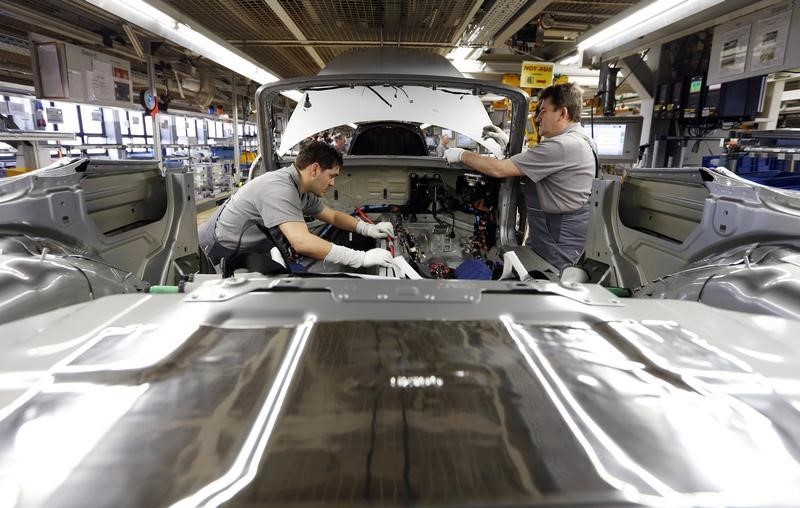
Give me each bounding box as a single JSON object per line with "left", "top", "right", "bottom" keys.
{"left": 720, "top": 75, "right": 766, "bottom": 120}
{"left": 456, "top": 133, "right": 477, "bottom": 149}
{"left": 581, "top": 116, "right": 643, "bottom": 163}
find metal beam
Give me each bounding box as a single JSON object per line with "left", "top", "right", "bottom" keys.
{"left": 217, "top": 0, "right": 277, "bottom": 48}
{"left": 448, "top": 0, "right": 483, "bottom": 51}
{"left": 147, "top": 46, "right": 163, "bottom": 174}
{"left": 262, "top": 0, "right": 325, "bottom": 71}
{"left": 621, "top": 53, "right": 654, "bottom": 98}
{"left": 227, "top": 40, "right": 463, "bottom": 48}
{"left": 491, "top": 0, "right": 556, "bottom": 48}
{"left": 460, "top": 0, "right": 530, "bottom": 47}
{"left": 547, "top": 10, "right": 612, "bottom": 18}
{"left": 122, "top": 24, "right": 145, "bottom": 60}
{"left": 0, "top": 0, "right": 142, "bottom": 61}
{"left": 555, "top": 0, "right": 636, "bottom": 5}
{"left": 232, "top": 73, "right": 240, "bottom": 182}
{"left": 0, "top": 34, "right": 30, "bottom": 56}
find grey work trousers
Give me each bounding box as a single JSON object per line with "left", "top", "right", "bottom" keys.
{"left": 525, "top": 188, "right": 590, "bottom": 270}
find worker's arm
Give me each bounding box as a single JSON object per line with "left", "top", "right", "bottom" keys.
{"left": 278, "top": 221, "right": 333, "bottom": 260}
{"left": 460, "top": 151, "right": 524, "bottom": 178}
{"left": 314, "top": 206, "right": 360, "bottom": 232}
{"left": 278, "top": 220, "right": 393, "bottom": 267}
{"left": 316, "top": 205, "right": 395, "bottom": 239}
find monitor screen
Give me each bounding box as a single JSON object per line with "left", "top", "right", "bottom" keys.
{"left": 587, "top": 124, "right": 626, "bottom": 157}
{"left": 689, "top": 76, "right": 704, "bottom": 94}
{"left": 581, "top": 116, "right": 643, "bottom": 163}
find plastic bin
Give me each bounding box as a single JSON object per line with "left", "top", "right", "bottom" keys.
{"left": 702, "top": 155, "right": 720, "bottom": 168}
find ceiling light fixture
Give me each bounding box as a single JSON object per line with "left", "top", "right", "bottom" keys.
{"left": 81, "top": 0, "right": 302, "bottom": 101}
{"left": 446, "top": 46, "right": 485, "bottom": 74}
{"left": 121, "top": 24, "right": 145, "bottom": 60}
{"left": 577, "top": 0, "right": 725, "bottom": 55}
{"left": 558, "top": 53, "right": 580, "bottom": 66}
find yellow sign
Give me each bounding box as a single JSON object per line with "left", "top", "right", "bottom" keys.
{"left": 520, "top": 62, "right": 554, "bottom": 89}
{"left": 555, "top": 75, "right": 569, "bottom": 85}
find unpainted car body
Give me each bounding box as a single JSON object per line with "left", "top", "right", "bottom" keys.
{"left": 0, "top": 49, "right": 799, "bottom": 507}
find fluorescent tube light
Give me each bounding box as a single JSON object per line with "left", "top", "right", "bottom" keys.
{"left": 577, "top": 0, "right": 725, "bottom": 54}
{"left": 451, "top": 59, "right": 485, "bottom": 74}
{"left": 82, "top": 0, "right": 282, "bottom": 87}
{"left": 559, "top": 53, "right": 580, "bottom": 66}
{"left": 447, "top": 47, "right": 474, "bottom": 61}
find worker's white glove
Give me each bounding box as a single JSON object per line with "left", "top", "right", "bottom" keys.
{"left": 362, "top": 248, "right": 394, "bottom": 268}
{"left": 482, "top": 125, "right": 509, "bottom": 149}
{"left": 324, "top": 244, "right": 393, "bottom": 268}
{"left": 444, "top": 147, "right": 465, "bottom": 164}
{"left": 356, "top": 220, "right": 394, "bottom": 239}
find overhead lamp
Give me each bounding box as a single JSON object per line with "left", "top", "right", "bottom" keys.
{"left": 446, "top": 46, "right": 485, "bottom": 74}
{"left": 446, "top": 46, "right": 474, "bottom": 61}
{"left": 577, "top": 0, "right": 725, "bottom": 54}
{"left": 419, "top": 123, "right": 430, "bottom": 130}
{"left": 81, "top": 0, "right": 297, "bottom": 99}
{"left": 559, "top": 53, "right": 580, "bottom": 66}
{"left": 451, "top": 59, "right": 485, "bottom": 74}
{"left": 121, "top": 24, "right": 145, "bottom": 60}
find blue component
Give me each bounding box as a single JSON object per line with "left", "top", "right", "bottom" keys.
{"left": 288, "top": 262, "right": 307, "bottom": 273}
{"left": 211, "top": 146, "right": 235, "bottom": 160}
{"left": 702, "top": 155, "right": 720, "bottom": 168}
{"left": 455, "top": 259, "right": 492, "bottom": 280}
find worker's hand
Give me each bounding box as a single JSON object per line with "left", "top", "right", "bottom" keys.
{"left": 358, "top": 221, "right": 394, "bottom": 239}
{"left": 362, "top": 248, "right": 394, "bottom": 268}
{"left": 482, "top": 125, "right": 509, "bottom": 148}
{"left": 444, "top": 147, "right": 465, "bottom": 164}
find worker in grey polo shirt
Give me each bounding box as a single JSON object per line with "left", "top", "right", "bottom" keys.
{"left": 200, "top": 141, "right": 394, "bottom": 274}
{"left": 444, "top": 82, "right": 597, "bottom": 269}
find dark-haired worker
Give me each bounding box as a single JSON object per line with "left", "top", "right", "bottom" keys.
{"left": 200, "top": 141, "right": 394, "bottom": 273}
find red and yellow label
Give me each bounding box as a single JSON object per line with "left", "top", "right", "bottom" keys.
{"left": 520, "top": 62, "right": 554, "bottom": 88}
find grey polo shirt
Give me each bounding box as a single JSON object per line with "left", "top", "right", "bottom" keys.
{"left": 215, "top": 164, "right": 325, "bottom": 249}
{"left": 510, "top": 123, "right": 596, "bottom": 214}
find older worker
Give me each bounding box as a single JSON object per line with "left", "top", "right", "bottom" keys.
{"left": 445, "top": 83, "right": 597, "bottom": 269}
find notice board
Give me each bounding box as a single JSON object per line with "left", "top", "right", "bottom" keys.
{"left": 31, "top": 33, "right": 134, "bottom": 108}
{"left": 708, "top": 1, "right": 800, "bottom": 85}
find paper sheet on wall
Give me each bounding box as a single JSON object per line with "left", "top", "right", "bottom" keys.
{"left": 92, "top": 59, "right": 111, "bottom": 76}
{"left": 719, "top": 24, "right": 751, "bottom": 77}
{"left": 68, "top": 70, "right": 84, "bottom": 101}
{"left": 8, "top": 102, "right": 26, "bottom": 115}
{"left": 86, "top": 70, "right": 113, "bottom": 102}
{"left": 750, "top": 13, "right": 791, "bottom": 70}
{"left": 37, "top": 44, "right": 65, "bottom": 97}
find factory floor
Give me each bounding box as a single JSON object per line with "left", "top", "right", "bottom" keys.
{"left": 196, "top": 206, "right": 218, "bottom": 227}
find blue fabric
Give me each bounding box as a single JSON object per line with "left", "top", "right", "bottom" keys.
{"left": 455, "top": 259, "right": 492, "bottom": 280}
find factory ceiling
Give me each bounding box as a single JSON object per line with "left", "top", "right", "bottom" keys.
{"left": 0, "top": 0, "right": 641, "bottom": 107}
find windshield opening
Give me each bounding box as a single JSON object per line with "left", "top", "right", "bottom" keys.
{"left": 265, "top": 83, "right": 521, "bottom": 160}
